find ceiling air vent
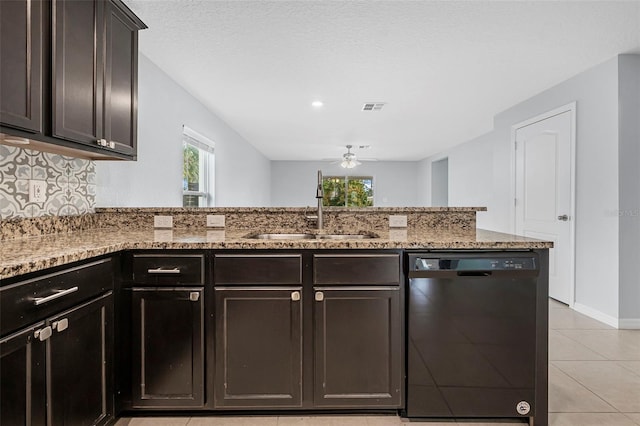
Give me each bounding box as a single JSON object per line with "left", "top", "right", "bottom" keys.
{"left": 362, "top": 102, "right": 386, "bottom": 111}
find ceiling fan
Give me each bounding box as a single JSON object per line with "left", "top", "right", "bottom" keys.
{"left": 325, "top": 145, "right": 377, "bottom": 169}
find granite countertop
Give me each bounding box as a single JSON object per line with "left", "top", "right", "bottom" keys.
{"left": 0, "top": 227, "right": 552, "bottom": 280}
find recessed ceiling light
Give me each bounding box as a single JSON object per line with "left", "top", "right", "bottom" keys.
{"left": 311, "top": 101, "right": 324, "bottom": 108}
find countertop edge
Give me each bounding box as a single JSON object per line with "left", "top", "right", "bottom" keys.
{"left": 0, "top": 235, "right": 553, "bottom": 281}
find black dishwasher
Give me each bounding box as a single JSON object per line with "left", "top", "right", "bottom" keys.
{"left": 405, "top": 251, "right": 548, "bottom": 426}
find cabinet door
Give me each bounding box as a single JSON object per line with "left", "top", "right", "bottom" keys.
{"left": 313, "top": 287, "right": 402, "bottom": 408}
{"left": 0, "top": 0, "right": 42, "bottom": 132}
{"left": 48, "top": 292, "right": 113, "bottom": 426}
{"left": 0, "top": 323, "right": 47, "bottom": 426}
{"left": 52, "top": 0, "right": 104, "bottom": 145}
{"left": 214, "top": 287, "right": 303, "bottom": 408}
{"left": 103, "top": 0, "right": 139, "bottom": 157}
{"left": 131, "top": 287, "right": 205, "bottom": 408}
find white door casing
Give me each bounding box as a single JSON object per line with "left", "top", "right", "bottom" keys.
{"left": 512, "top": 103, "right": 576, "bottom": 306}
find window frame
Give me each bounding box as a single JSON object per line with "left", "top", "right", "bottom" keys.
{"left": 322, "top": 175, "right": 374, "bottom": 207}
{"left": 182, "top": 126, "right": 215, "bottom": 207}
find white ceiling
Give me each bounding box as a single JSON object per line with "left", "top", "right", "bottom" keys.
{"left": 125, "top": 0, "right": 640, "bottom": 161}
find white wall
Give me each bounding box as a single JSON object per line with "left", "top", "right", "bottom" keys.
{"left": 416, "top": 158, "right": 431, "bottom": 207}
{"left": 271, "top": 161, "right": 421, "bottom": 207}
{"left": 96, "top": 54, "right": 271, "bottom": 207}
{"left": 618, "top": 55, "right": 640, "bottom": 325}
{"left": 430, "top": 158, "right": 448, "bottom": 206}
{"left": 424, "top": 55, "right": 623, "bottom": 323}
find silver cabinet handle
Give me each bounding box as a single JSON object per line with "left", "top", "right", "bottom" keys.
{"left": 34, "top": 326, "right": 52, "bottom": 341}
{"left": 33, "top": 286, "right": 79, "bottom": 306}
{"left": 291, "top": 291, "right": 301, "bottom": 301}
{"left": 558, "top": 214, "right": 569, "bottom": 221}
{"left": 52, "top": 318, "right": 69, "bottom": 332}
{"left": 189, "top": 292, "right": 200, "bottom": 302}
{"left": 97, "top": 138, "right": 107, "bottom": 147}
{"left": 315, "top": 291, "right": 324, "bottom": 302}
{"left": 108, "top": 141, "right": 115, "bottom": 149}
{"left": 147, "top": 268, "right": 181, "bottom": 275}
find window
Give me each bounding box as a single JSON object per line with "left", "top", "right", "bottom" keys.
{"left": 182, "top": 126, "right": 215, "bottom": 207}
{"left": 322, "top": 176, "right": 373, "bottom": 207}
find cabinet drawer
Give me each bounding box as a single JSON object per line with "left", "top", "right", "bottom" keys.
{"left": 0, "top": 258, "right": 114, "bottom": 336}
{"left": 131, "top": 254, "right": 204, "bottom": 285}
{"left": 313, "top": 254, "right": 401, "bottom": 285}
{"left": 214, "top": 254, "right": 302, "bottom": 285}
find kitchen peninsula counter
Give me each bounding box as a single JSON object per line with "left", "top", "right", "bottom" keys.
{"left": 0, "top": 226, "right": 552, "bottom": 280}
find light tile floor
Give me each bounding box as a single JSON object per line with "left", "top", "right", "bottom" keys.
{"left": 117, "top": 299, "right": 640, "bottom": 426}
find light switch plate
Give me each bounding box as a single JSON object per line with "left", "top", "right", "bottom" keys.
{"left": 389, "top": 215, "right": 407, "bottom": 228}
{"left": 207, "top": 214, "right": 225, "bottom": 228}
{"left": 29, "top": 180, "right": 47, "bottom": 203}
{"left": 154, "top": 215, "right": 173, "bottom": 228}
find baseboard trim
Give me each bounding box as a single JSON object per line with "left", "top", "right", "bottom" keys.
{"left": 618, "top": 319, "right": 640, "bottom": 329}
{"left": 573, "top": 303, "right": 619, "bottom": 328}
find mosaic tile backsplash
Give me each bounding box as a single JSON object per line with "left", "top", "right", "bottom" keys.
{"left": 0, "top": 145, "right": 95, "bottom": 219}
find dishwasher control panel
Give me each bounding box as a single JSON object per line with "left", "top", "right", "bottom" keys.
{"left": 412, "top": 256, "right": 537, "bottom": 271}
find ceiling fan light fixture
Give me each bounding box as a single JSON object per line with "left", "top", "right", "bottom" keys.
{"left": 339, "top": 145, "right": 362, "bottom": 168}
{"left": 341, "top": 159, "right": 357, "bottom": 169}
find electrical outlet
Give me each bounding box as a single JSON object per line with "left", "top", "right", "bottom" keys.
{"left": 29, "top": 180, "right": 46, "bottom": 203}
{"left": 389, "top": 215, "right": 407, "bottom": 228}
{"left": 206, "top": 214, "right": 225, "bottom": 228}
{"left": 153, "top": 215, "right": 173, "bottom": 228}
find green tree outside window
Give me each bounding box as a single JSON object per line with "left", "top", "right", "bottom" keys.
{"left": 323, "top": 176, "right": 373, "bottom": 207}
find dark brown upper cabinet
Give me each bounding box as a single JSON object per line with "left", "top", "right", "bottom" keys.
{"left": 0, "top": 0, "right": 146, "bottom": 160}
{"left": 52, "top": 0, "right": 105, "bottom": 145}
{"left": 103, "top": 0, "right": 141, "bottom": 157}
{"left": 0, "top": 0, "right": 43, "bottom": 133}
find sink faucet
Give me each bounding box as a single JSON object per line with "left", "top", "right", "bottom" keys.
{"left": 316, "top": 170, "right": 324, "bottom": 230}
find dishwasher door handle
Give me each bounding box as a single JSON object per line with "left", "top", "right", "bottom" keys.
{"left": 457, "top": 271, "right": 492, "bottom": 277}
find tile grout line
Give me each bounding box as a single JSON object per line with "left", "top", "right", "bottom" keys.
{"left": 550, "top": 361, "right": 621, "bottom": 415}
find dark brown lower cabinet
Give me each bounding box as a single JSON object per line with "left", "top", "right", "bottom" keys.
{"left": 131, "top": 287, "right": 205, "bottom": 408}
{"left": 313, "top": 287, "right": 402, "bottom": 408}
{"left": 214, "top": 287, "right": 303, "bottom": 408}
{"left": 0, "top": 323, "right": 47, "bottom": 426}
{"left": 0, "top": 292, "right": 112, "bottom": 426}
{"left": 48, "top": 292, "right": 113, "bottom": 426}
{"left": 1, "top": 257, "right": 115, "bottom": 425}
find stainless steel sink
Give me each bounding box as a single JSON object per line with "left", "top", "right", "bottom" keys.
{"left": 316, "top": 234, "right": 375, "bottom": 240}
{"left": 247, "top": 233, "right": 316, "bottom": 240}
{"left": 245, "top": 232, "right": 377, "bottom": 240}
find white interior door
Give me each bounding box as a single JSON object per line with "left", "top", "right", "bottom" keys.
{"left": 515, "top": 109, "right": 574, "bottom": 305}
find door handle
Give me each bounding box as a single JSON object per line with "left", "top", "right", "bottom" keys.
{"left": 557, "top": 214, "right": 569, "bottom": 221}
{"left": 33, "top": 287, "right": 78, "bottom": 306}
{"left": 52, "top": 318, "right": 69, "bottom": 332}
{"left": 147, "top": 268, "right": 181, "bottom": 275}
{"left": 291, "top": 291, "right": 301, "bottom": 301}
{"left": 34, "top": 326, "right": 53, "bottom": 342}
